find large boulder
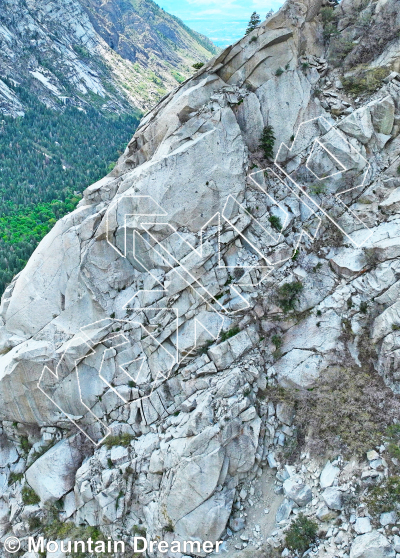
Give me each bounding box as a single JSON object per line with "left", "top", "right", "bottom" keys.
{"left": 329, "top": 249, "right": 366, "bottom": 278}
{"left": 320, "top": 461, "right": 340, "bottom": 489}
{"left": 283, "top": 475, "right": 312, "bottom": 506}
{"left": 322, "top": 487, "right": 343, "bottom": 510}
{"left": 369, "top": 96, "right": 395, "bottom": 135}
{"left": 162, "top": 447, "right": 227, "bottom": 526}
{"left": 350, "top": 531, "right": 395, "bottom": 558}
{"left": 274, "top": 349, "right": 323, "bottom": 389}
{"left": 25, "top": 437, "right": 85, "bottom": 504}
{"left": 338, "top": 106, "right": 374, "bottom": 144}
{"left": 173, "top": 487, "right": 235, "bottom": 541}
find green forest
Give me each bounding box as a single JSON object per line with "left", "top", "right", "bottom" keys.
{"left": 0, "top": 84, "right": 140, "bottom": 295}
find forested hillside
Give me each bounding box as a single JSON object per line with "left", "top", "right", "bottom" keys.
{"left": 0, "top": 0, "right": 218, "bottom": 296}
{"left": 0, "top": 84, "right": 139, "bottom": 294}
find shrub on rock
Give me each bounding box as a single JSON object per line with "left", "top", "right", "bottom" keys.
{"left": 285, "top": 513, "right": 318, "bottom": 552}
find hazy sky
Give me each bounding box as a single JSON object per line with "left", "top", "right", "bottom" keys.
{"left": 157, "top": 0, "right": 284, "bottom": 46}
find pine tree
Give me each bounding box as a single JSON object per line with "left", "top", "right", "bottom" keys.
{"left": 245, "top": 12, "right": 261, "bottom": 35}
{"left": 260, "top": 125, "right": 276, "bottom": 160}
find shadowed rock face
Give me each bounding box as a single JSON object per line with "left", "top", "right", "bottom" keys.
{"left": 1, "top": 0, "right": 400, "bottom": 554}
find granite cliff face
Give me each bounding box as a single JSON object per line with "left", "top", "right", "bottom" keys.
{"left": 0, "top": 0, "right": 217, "bottom": 115}
{"left": 1, "top": 0, "right": 400, "bottom": 556}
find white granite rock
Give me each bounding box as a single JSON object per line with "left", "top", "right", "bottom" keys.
{"left": 320, "top": 461, "right": 340, "bottom": 489}
{"left": 283, "top": 475, "right": 312, "bottom": 506}
{"left": 25, "top": 437, "right": 84, "bottom": 504}
{"left": 350, "top": 531, "right": 395, "bottom": 558}
{"left": 322, "top": 487, "right": 343, "bottom": 511}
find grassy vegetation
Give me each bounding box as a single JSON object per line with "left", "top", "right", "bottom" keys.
{"left": 323, "top": 22, "right": 339, "bottom": 41}
{"left": 271, "top": 334, "right": 283, "bottom": 350}
{"left": 365, "top": 476, "right": 400, "bottom": 516}
{"left": 103, "top": 433, "right": 135, "bottom": 449}
{"left": 364, "top": 247, "right": 379, "bottom": 267}
{"left": 220, "top": 326, "right": 240, "bottom": 342}
{"left": 385, "top": 424, "right": 400, "bottom": 460}
{"left": 294, "top": 366, "right": 400, "bottom": 457}
{"left": 360, "top": 301, "right": 368, "bottom": 314}
{"left": 291, "top": 248, "right": 300, "bottom": 261}
{"left": 19, "top": 436, "right": 32, "bottom": 454}
{"left": 28, "top": 516, "right": 42, "bottom": 531}
{"left": 330, "top": 37, "right": 355, "bottom": 62}
{"left": 44, "top": 516, "right": 104, "bottom": 558}
{"left": 115, "top": 490, "right": 124, "bottom": 510}
{"left": 197, "top": 339, "right": 214, "bottom": 355}
{"left": 22, "top": 485, "right": 40, "bottom": 505}
{"left": 321, "top": 6, "right": 335, "bottom": 23}
{"left": 8, "top": 472, "right": 23, "bottom": 486}
{"left": 72, "top": 44, "right": 90, "bottom": 58}
{"left": 342, "top": 67, "right": 390, "bottom": 95}
{"left": 275, "top": 281, "right": 304, "bottom": 313}
{"left": 269, "top": 214, "right": 282, "bottom": 232}
{"left": 309, "top": 181, "right": 327, "bottom": 196}
{"left": 133, "top": 525, "right": 147, "bottom": 538}
{"left": 271, "top": 334, "right": 283, "bottom": 359}
{"left": 171, "top": 70, "right": 185, "bottom": 83}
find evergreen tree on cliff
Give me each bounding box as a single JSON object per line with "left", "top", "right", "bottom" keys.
{"left": 246, "top": 11, "right": 261, "bottom": 34}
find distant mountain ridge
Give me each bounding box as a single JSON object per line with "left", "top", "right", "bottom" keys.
{"left": 0, "top": 0, "right": 218, "bottom": 116}
{"left": 79, "top": 0, "right": 217, "bottom": 61}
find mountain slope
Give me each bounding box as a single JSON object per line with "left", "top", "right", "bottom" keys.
{"left": 0, "top": 0, "right": 217, "bottom": 115}
{"left": 79, "top": 0, "right": 218, "bottom": 72}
